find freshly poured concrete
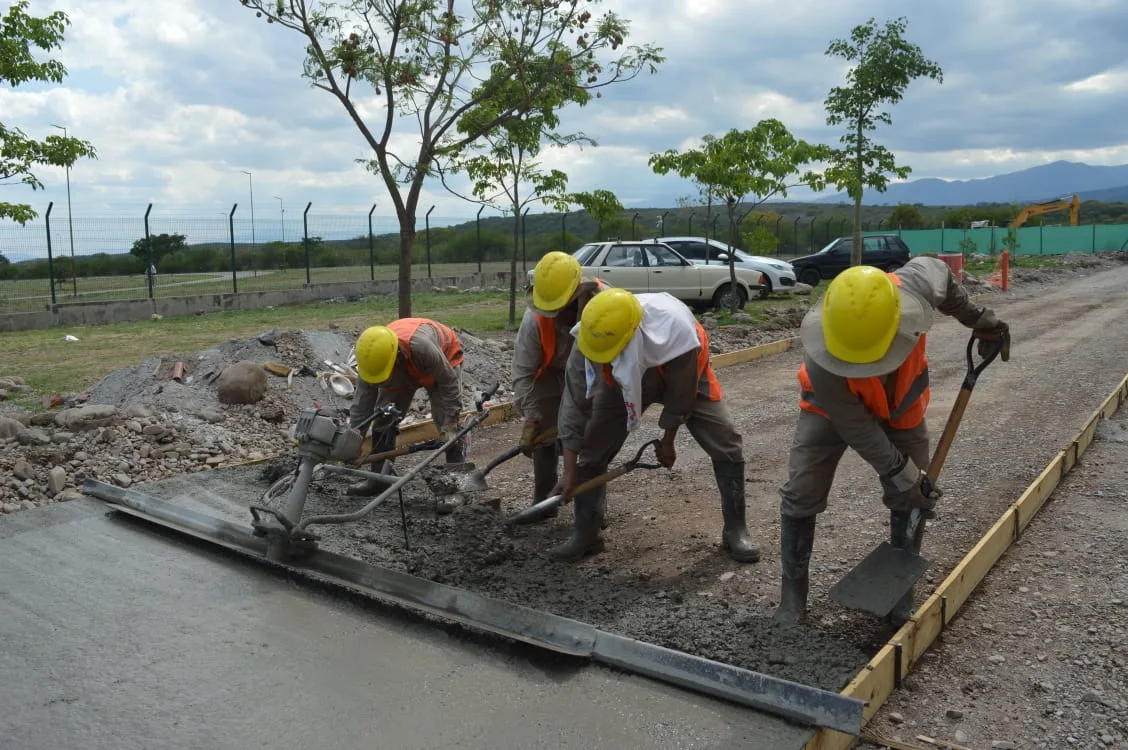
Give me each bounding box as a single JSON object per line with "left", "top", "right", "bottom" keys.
{"left": 0, "top": 500, "right": 815, "bottom": 750}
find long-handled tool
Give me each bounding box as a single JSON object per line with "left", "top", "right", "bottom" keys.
{"left": 459, "top": 426, "right": 559, "bottom": 493}
{"left": 505, "top": 438, "right": 664, "bottom": 526}
{"left": 357, "top": 439, "right": 444, "bottom": 467}
{"left": 827, "top": 332, "right": 1007, "bottom": 618}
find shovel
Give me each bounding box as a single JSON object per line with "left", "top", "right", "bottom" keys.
{"left": 357, "top": 439, "right": 444, "bottom": 467}
{"left": 459, "top": 427, "right": 559, "bottom": 493}
{"left": 505, "top": 438, "right": 664, "bottom": 526}
{"left": 827, "top": 331, "right": 1008, "bottom": 619}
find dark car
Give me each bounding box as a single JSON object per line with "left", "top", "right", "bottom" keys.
{"left": 789, "top": 234, "right": 912, "bottom": 287}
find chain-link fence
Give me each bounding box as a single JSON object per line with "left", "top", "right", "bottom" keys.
{"left": 3, "top": 203, "right": 1126, "bottom": 313}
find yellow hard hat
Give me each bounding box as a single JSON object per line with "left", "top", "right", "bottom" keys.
{"left": 354, "top": 325, "right": 399, "bottom": 384}
{"left": 820, "top": 266, "right": 901, "bottom": 365}
{"left": 577, "top": 288, "right": 643, "bottom": 364}
{"left": 531, "top": 251, "right": 583, "bottom": 315}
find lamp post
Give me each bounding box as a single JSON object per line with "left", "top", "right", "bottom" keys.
{"left": 50, "top": 124, "right": 77, "bottom": 296}
{"left": 240, "top": 170, "right": 256, "bottom": 276}
{"left": 274, "top": 196, "right": 284, "bottom": 244}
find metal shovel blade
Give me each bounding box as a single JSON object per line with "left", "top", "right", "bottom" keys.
{"left": 826, "top": 542, "right": 932, "bottom": 618}
{"left": 459, "top": 467, "right": 492, "bottom": 493}
{"left": 506, "top": 493, "right": 564, "bottom": 526}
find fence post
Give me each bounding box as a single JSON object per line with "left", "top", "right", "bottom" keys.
{"left": 660, "top": 210, "right": 669, "bottom": 237}
{"left": 228, "top": 204, "right": 239, "bottom": 294}
{"left": 302, "top": 202, "right": 312, "bottom": 286}
{"left": 144, "top": 203, "right": 154, "bottom": 299}
{"left": 45, "top": 202, "right": 57, "bottom": 307}
{"left": 688, "top": 211, "right": 696, "bottom": 236}
{"left": 631, "top": 212, "right": 640, "bottom": 240}
{"left": 774, "top": 216, "right": 782, "bottom": 254}
{"left": 711, "top": 215, "right": 719, "bottom": 239}
{"left": 368, "top": 204, "right": 377, "bottom": 281}
{"left": 561, "top": 211, "right": 568, "bottom": 253}
{"left": 1040, "top": 224, "right": 1044, "bottom": 255}
{"left": 425, "top": 205, "right": 435, "bottom": 279}
{"left": 522, "top": 207, "right": 531, "bottom": 272}
{"left": 1092, "top": 223, "right": 1097, "bottom": 253}
{"left": 476, "top": 205, "right": 485, "bottom": 273}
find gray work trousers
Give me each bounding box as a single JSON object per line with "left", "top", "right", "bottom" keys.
{"left": 779, "top": 410, "right": 930, "bottom": 518}
{"left": 577, "top": 387, "right": 744, "bottom": 473}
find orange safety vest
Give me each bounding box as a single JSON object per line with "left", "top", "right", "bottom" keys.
{"left": 386, "top": 318, "right": 464, "bottom": 389}
{"left": 601, "top": 320, "right": 724, "bottom": 402}
{"left": 534, "top": 278, "right": 608, "bottom": 380}
{"left": 797, "top": 273, "right": 930, "bottom": 429}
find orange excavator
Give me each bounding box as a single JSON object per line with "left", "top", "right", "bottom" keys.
{"left": 1009, "top": 193, "right": 1080, "bottom": 229}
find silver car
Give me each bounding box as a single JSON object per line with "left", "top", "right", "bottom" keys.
{"left": 651, "top": 236, "right": 798, "bottom": 298}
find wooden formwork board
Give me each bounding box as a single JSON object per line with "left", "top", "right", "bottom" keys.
{"left": 804, "top": 372, "right": 1128, "bottom": 750}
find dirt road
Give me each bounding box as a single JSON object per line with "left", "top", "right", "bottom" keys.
{"left": 127, "top": 261, "right": 1128, "bottom": 697}
{"left": 860, "top": 416, "right": 1128, "bottom": 750}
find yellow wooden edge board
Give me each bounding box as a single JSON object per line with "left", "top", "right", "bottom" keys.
{"left": 804, "top": 371, "right": 1128, "bottom": 750}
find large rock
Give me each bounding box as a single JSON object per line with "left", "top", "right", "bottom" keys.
{"left": 54, "top": 404, "right": 120, "bottom": 430}
{"left": 0, "top": 416, "right": 26, "bottom": 440}
{"left": 215, "top": 361, "right": 268, "bottom": 405}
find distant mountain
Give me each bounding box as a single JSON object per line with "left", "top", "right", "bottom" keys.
{"left": 815, "top": 160, "right": 1128, "bottom": 206}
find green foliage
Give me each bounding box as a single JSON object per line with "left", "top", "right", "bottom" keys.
{"left": 0, "top": 1, "right": 97, "bottom": 224}
{"left": 565, "top": 189, "right": 624, "bottom": 228}
{"left": 943, "top": 205, "right": 1019, "bottom": 228}
{"left": 887, "top": 203, "right": 925, "bottom": 229}
{"left": 822, "top": 16, "right": 942, "bottom": 265}
{"left": 648, "top": 120, "right": 827, "bottom": 311}
{"left": 742, "top": 224, "right": 779, "bottom": 255}
{"left": 242, "top": 0, "right": 662, "bottom": 317}
{"left": 130, "top": 233, "right": 188, "bottom": 264}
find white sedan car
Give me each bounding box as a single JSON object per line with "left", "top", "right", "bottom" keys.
{"left": 526, "top": 240, "right": 765, "bottom": 310}
{"left": 652, "top": 236, "right": 798, "bottom": 298}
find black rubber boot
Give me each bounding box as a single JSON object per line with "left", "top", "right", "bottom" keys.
{"left": 517, "top": 444, "right": 560, "bottom": 524}
{"left": 547, "top": 467, "right": 606, "bottom": 562}
{"left": 712, "top": 460, "right": 761, "bottom": 563}
{"left": 774, "top": 514, "right": 816, "bottom": 624}
{"left": 887, "top": 510, "right": 920, "bottom": 626}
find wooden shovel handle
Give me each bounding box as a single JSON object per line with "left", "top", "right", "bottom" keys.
{"left": 926, "top": 387, "right": 973, "bottom": 482}
{"left": 564, "top": 464, "right": 634, "bottom": 502}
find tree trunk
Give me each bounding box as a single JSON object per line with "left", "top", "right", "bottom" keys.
{"left": 727, "top": 203, "right": 740, "bottom": 314}
{"left": 508, "top": 208, "right": 520, "bottom": 330}
{"left": 397, "top": 219, "right": 417, "bottom": 318}
{"left": 851, "top": 121, "right": 865, "bottom": 267}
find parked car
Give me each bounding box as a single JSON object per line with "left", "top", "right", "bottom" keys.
{"left": 651, "top": 236, "right": 797, "bottom": 298}
{"left": 788, "top": 234, "right": 912, "bottom": 287}
{"left": 525, "top": 240, "right": 765, "bottom": 310}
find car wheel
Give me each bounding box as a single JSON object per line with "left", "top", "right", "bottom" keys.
{"left": 756, "top": 276, "right": 772, "bottom": 300}
{"left": 799, "top": 267, "right": 821, "bottom": 287}
{"left": 712, "top": 283, "right": 748, "bottom": 311}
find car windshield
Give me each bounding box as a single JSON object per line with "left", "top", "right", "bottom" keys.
{"left": 572, "top": 244, "right": 602, "bottom": 266}
{"left": 817, "top": 239, "right": 842, "bottom": 253}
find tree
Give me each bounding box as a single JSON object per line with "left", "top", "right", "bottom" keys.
{"left": 130, "top": 233, "right": 188, "bottom": 264}
{"left": 444, "top": 78, "right": 593, "bottom": 328}
{"left": 1, "top": 1, "right": 96, "bottom": 224}
{"left": 823, "top": 16, "right": 942, "bottom": 266}
{"left": 242, "top": 0, "right": 662, "bottom": 318}
{"left": 887, "top": 203, "right": 925, "bottom": 229}
{"left": 649, "top": 121, "right": 828, "bottom": 311}
{"left": 566, "top": 189, "right": 623, "bottom": 240}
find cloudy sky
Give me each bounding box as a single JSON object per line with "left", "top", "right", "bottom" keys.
{"left": 5, "top": 0, "right": 1128, "bottom": 236}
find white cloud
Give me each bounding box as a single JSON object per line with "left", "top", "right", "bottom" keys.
{"left": 2, "top": 0, "right": 1127, "bottom": 240}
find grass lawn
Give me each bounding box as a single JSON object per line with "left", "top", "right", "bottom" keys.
{"left": 0, "top": 288, "right": 809, "bottom": 400}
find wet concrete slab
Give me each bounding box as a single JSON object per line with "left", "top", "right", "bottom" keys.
{"left": 0, "top": 500, "right": 815, "bottom": 750}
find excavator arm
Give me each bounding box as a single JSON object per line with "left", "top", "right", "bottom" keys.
{"left": 1010, "top": 194, "right": 1080, "bottom": 229}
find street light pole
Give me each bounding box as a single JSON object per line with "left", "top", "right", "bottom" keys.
{"left": 240, "top": 170, "right": 255, "bottom": 276}
{"left": 51, "top": 124, "right": 77, "bottom": 296}
{"left": 274, "top": 196, "right": 284, "bottom": 244}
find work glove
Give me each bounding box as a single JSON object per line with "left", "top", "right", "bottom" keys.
{"left": 519, "top": 419, "right": 541, "bottom": 456}
{"left": 971, "top": 308, "right": 1011, "bottom": 362}
{"left": 886, "top": 455, "right": 943, "bottom": 513}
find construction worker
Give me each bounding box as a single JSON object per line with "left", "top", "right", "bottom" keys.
{"left": 348, "top": 318, "right": 468, "bottom": 502}
{"left": 550, "top": 287, "right": 760, "bottom": 563}
{"left": 774, "top": 259, "right": 1010, "bottom": 626}
{"left": 510, "top": 251, "right": 606, "bottom": 522}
